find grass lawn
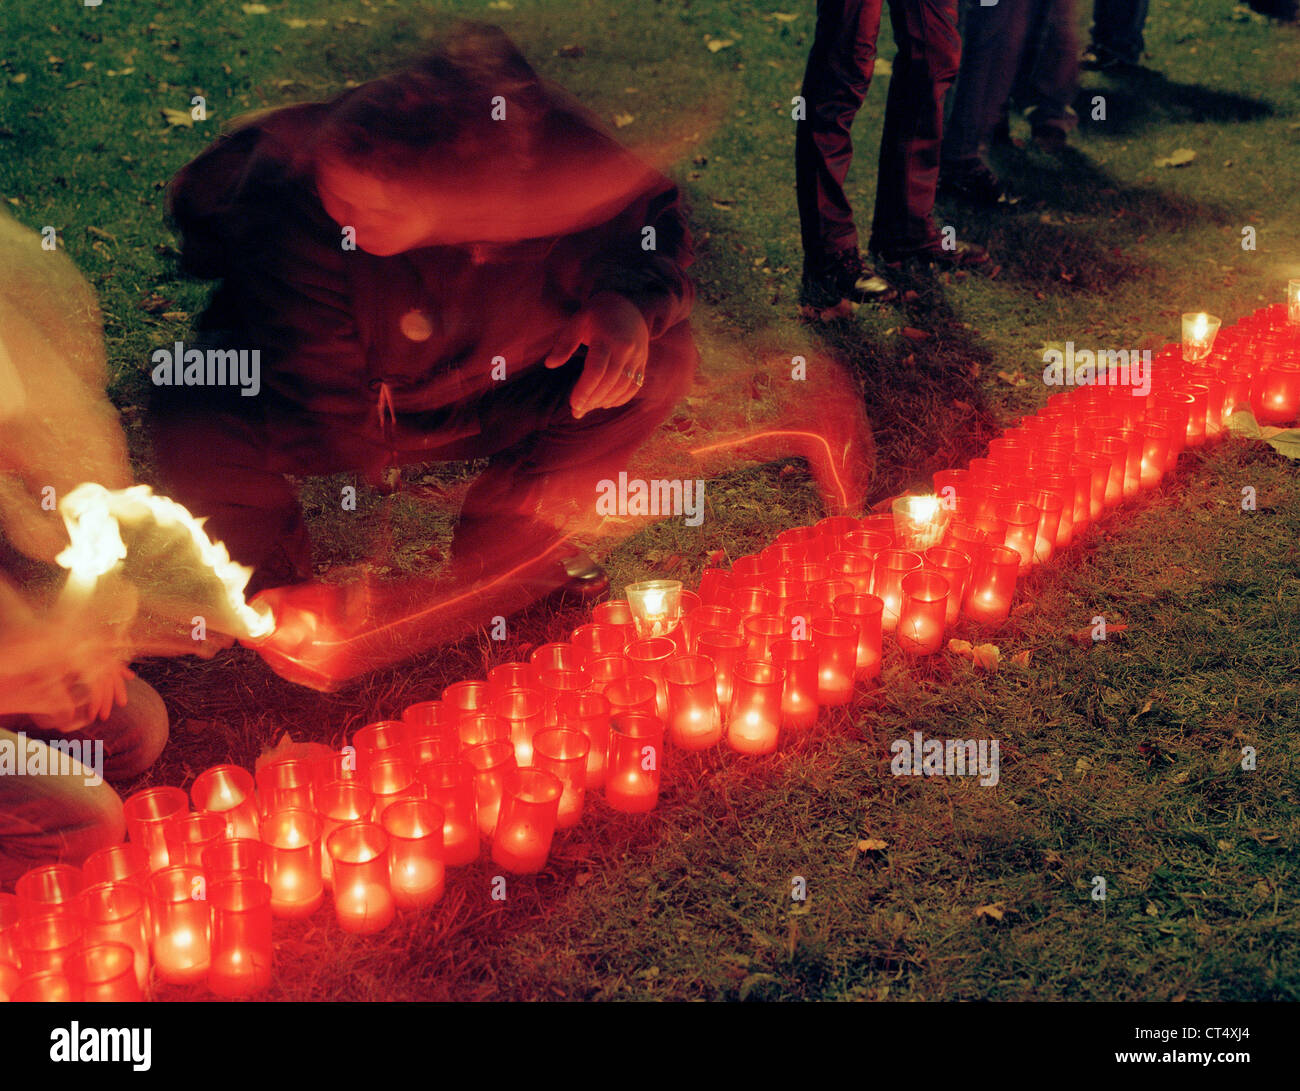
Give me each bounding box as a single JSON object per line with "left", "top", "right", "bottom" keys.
{"left": 2, "top": 0, "right": 1298, "bottom": 1000}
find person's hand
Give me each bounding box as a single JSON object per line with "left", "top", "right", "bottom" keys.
{"left": 544, "top": 291, "right": 649, "bottom": 419}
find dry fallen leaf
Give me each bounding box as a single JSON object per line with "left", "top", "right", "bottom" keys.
{"left": 996, "top": 369, "right": 1027, "bottom": 386}
{"left": 947, "top": 638, "right": 974, "bottom": 658}
{"left": 611, "top": 112, "right": 635, "bottom": 129}
{"left": 1154, "top": 148, "right": 1196, "bottom": 168}
{"left": 706, "top": 38, "right": 736, "bottom": 52}
{"left": 1010, "top": 649, "right": 1032, "bottom": 667}
{"left": 972, "top": 643, "right": 1000, "bottom": 671}
{"left": 160, "top": 107, "right": 194, "bottom": 128}
{"left": 857, "top": 838, "right": 888, "bottom": 852}
{"left": 974, "top": 903, "right": 1005, "bottom": 922}
{"left": 771, "top": 12, "right": 799, "bottom": 21}
{"left": 241, "top": 3, "right": 270, "bottom": 13}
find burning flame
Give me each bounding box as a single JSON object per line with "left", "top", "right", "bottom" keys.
{"left": 55, "top": 483, "right": 275, "bottom": 639}
{"left": 902, "top": 495, "right": 942, "bottom": 523}
{"left": 1192, "top": 313, "right": 1208, "bottom": 341}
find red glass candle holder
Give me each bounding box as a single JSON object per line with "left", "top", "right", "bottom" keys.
{"left": 923, "top": 546, "right": 972, "bottom": 627}
{"left": 605, "top": 713, "right": 664, "bottom": 812}
{"left": 532, "top": 729, "right": 591, "bottom": 828}
{"left": 381, "top": 799, "right": 446, "bottom": 908}
{"left": 554, "top": 690, "right": 612, "bottom": 789}
{"left": 624, "top": 636, "right": 676, "bottom": 719}
{"left": 810, "top": 618, "right": 857, "bottom": 705}
{"left": 487, "top": 662, "right": 535, "bottom": 702}
{"left": 730, "top": 582, "right": 778, "bottom": 617}
{"left": 457, "top": 709, "right": 508, "bottom": 751}
{"left": 401, "top": 699, "right": 446, "bottom": 735}
{"left": 124, "top": 786, "right": 190, "bottom": 871}
{"left": 0, "top": 893, "right": 20, "bottom": 969}
{"left": 537, "top": 667, "right": 592, "bottom": 729}
{"left": 149, "top": 865, "right": 210, "bottom": 984}
{"left": 743, "top": 613, "right": 787, "bottom": 660}
{"left": 570, "top": 622, "right": 626, "bottom": 661}
{"left": 82, "top": 842, "right": 150, "bottom": 892}
{"left": 1139, "top": 422, "right": 1171, "bottom": 488}
{"left": 80, "top": 881, "right": 150, "bottom": 992}
{"left": 994, "top": 500, "right": 1038, "bottom": 569}
{"left": 15, "top": 910, "right": 82, "bottom": 977}
{"left": 605, "top": 674, "right": 659, "bottom": 720}
{"left": 897, "top": 571, "right": 949, "bottom": 656}
{"left": 192, "top": 764, "right": 260, "bottom": 840}
{"left": 698, "top": 567, "right": 734, "bottom": 606}
{"left": 726, "top": 661, "right": 784, "bottom": 755}
{"left": 164, "top": 811, "right": 227, "bottom": 871}
{"left": 1076, "top": 452, "right": 1112, "bottom": 521}
{"left": 963, "top": 544, "right": 1021, "bottom": 626}
{"left": 682, "top": 604, "right": 741, "bottom": 652}
{"left": 326, "top": 822, "right": 395, "bottom": 934}
{"left": 870, "top": 548, "right": 923, "bottom": 632}
{"left": 201, "top": 838, "right": 267, "bottom": 885}
{"left": 16, "top": 864, "right": 84, "bottom": 918}
{"left": 417, "top": 759, "right": 480, "bottom": 866}
{"left": 529, "top": 641, "right": 583, "bottom": 685}
{"left": 770, "top": 639, "right": 819, "bottom": 731}
{"left": 494, "top": 686, "right": 545, "bottom": 768}
{"left": 256, "top": 757, "right": 317, "bottom": 816}
{"left": 12, "top": 970, "right": 74, "bottom": 1002}
{"left": 1252, "top": 362, "right": 1300, "bottom": 425}
{"left": 208, "top": 878, "right": 273, "bottom": 997}
{"left": 66, "top": 941, "right": 143, "bottom": 1002}
{"left": 807, "top": 578, "right": 855, "bottom": 607}
{"left": 442, "top": 679, "right": 492, "bottom": 723}
{"left": 352, "top": 720, "right": 412, "bottom": 775}
{"left": 663, "top": 653, "right": 723, "bottom": 750}
{"left": 591, "top": 600, "right": 637, "bottom": 644}
{"left": 841, "top": 529, "right": 893, "bottom": 561}
{"left": 696, "top": 629, "right": 745, "bottom": 707}
{"left": 366, "top": 754, "right": 420, "bottom": 821}
{"left": 828, "top": 550, "right": 874, "bottom": 595}
{"left": 463, "top": 739, "right": 517, "bottom": 838}
{"left": 314, "top": 781, "right": 374, "bottom": 886}
{"left": 312, "top": 748, "right": 364, "bottom": 796}
{"left": 262, "top": 809, "right": 325, "bottom": 919}
{"left": 585, "top": 653, "right": 631, "bottom": 695}
{"left": 491, "top": 768, "right": 564, "bottom": 872}
{"left": 859, "top": 513, "right": 897, "bottom": 540}
{"left": 832, "top": 592, "right": 884, "bottom": 681}
{"left": 405, "top": 717, "right": 458, "bottom": 767}
{"left": 731, "top": 554, "right": 764, "bottom": 577}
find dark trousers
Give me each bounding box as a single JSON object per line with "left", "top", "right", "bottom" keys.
{"left": 148, "top": 322, "right": 696, "bottom": 592}
{"left": 943, "top": 0, "right": 1035, "bottom": 164}
{"left": 795, "top": 0, "right": 962, "bottom": 262}
{"left": 1090, "top": 0, "right": 1149, "bottom": 64}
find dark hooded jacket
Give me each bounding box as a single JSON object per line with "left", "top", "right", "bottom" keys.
{"left": 166, "top": 91, "right": 694, "bottom": 453}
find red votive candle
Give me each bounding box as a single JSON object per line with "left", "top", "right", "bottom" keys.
{"left": 164, "top": 812, "right": 227, "bottom": 871}
{"left": 0, "top": 894, "right": 20, "bottom": 969}
{"left": 491, "top": 768, "right": 564, "bottom": 872}
{"left": 314, "top": 781, "right": 374, "bottom": 886}
{"left": 731, "top": 554, "right": 764, "bottom": 578}
{"left": 698, "top": 567, "right": 734, "bottom": 606}
{"left": 554, "top": 690, "right": 612, "bottom": 788}
{"left": 401, "top": 699, "right": 445, "bottom": 735}
{"left": 663, "top": 653, "right": 724, "bottom": 750}
{"left": 963, "top": 544, "right": 1021, "bottom": 626}
{"left": 606, "top": 713, "right": 664, "bottom": 812}
{"left": 871, "top": 548, "right": 923, "bottom": 632}
{"left": 807, "top": 578, "right": 855, "bottom": 607}
{"left": 192, "top": 764, "right": 260, "bottom": 840}
{"left": 367, "top": 755, "right": 420, "bottom": 819}
{"left": 16, "top": 864, "right": 84, "bottom": 918}
{"left": 743, "top": 613, "right": 787, "bottom": 660}
{"left": 417, "top": 759, "right": 479, "bottom": 866}
{"left": 124, "top": 786, "right": 189, "bottom": 871}
{"left": 897, "top": 571, "right": 949, "bottom": 656}
{"left": 262, "top": 809, "right": 325, "bottom": 919}
{"left": 683, "top": 604, "right": 741, "bottom": 651}
{"left": 994, "top": 500, "right": 1038, "bottom": 570}
{"left": 625, "top": 636, "right": 678, "bottom": 719}
{"left": 832, "top": 592, "right": 884, "bottom": 681}
{"left": 15, "top": 911, "right": 82, "bottom": 977}
{"left": 841, "top": 529, "right": 892, "bottom": 563}
{"left": 256, "top": 757, "right": 317, "bottom": 816}
{"left": 591, "top": 600, "right": 637, "bottom": 645}
{"left": 66, "top": 941, "right": 142, "bottom": 1002}
{"left": 201, "top": 838, "right": 267, "bottom": 885}
{"left": 537, "top": 667, "right": 592, "bottom": 729}
{"left": 494, "top": 686, "right": 545, "bottom": 767}
{"left": 1077, "top": 452, "right": 1112, "bottom": 521}
{"left": 79, "top": 881, "right": 150, "bottom": 992}
{"left": 149, "top": 865, "right": 210, "bottom": 985}
{"left": 352, "top": 720, "right": 412, "bottom": 777}
{"left": 923, "top": 546, "right": 972, "bottom": 627}
{"left": 860, "top": 513, "right": 898, "bottom": 541}
{"left": 208, "top": 878, "right": 273, "bottom": 997}
{"left": 12, "top": 970, "right": 74, "bottom": 1002}
{"left": 1253, "top": 362, "right": 1300, "bottom": 425}
{"left": 585, "top": 653, "right": 631, "bottom": 695}
{"left": 464, "top": 739, "right": 517, "bottom": 838}
{"left": 727, "top": 661, "right": 785, "bottom": 755}
{"left": 487, "top": 662, "right": 535, "bottom": 702}
{"left": 532, "top": 729, "right": 591, "bottom": 828}
{"left": 442, "top": 679, "right": 492, "bottom": 724}
{"left": 811, "top": 618, "right": 858, "bottom": 705}
{"left": 327, "top": 822, "right": 395, "bottom": 934}
{"left": 605, "top": 674, "right": 660, "bottom": 720}
{"left": 82, "top": 842, "right": 149, "bottom": 892}
{"left": 570, "top": 622, "right": 626, "bottom": 661}
{"left": 405, "top": 716, "right": 458, "bottom": 767}
{"left": 695, "top": 628, "right": 746, "bottom": 707}
{"left": 770, "top": 638, "right": 820, "bottom": 730}
{"left": 457, "top": 710, "right": 509, "bottom": 751}
{"left": 1139, "top": 422, "right": 1171, "bottom": 488}
{"left": 382, "top": 799, "right": 445, "bottom": 908}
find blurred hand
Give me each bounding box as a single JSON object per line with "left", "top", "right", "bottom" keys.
{"left": 544, "top": 291, "right": 649, "bottom": 419}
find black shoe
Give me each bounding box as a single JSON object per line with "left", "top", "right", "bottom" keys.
{"left": 990, "top": 119, "right": 1022, "bottom": 150}
{"left": 1081, "top": 46, "right": 1140, "bottom": 72}
{"left": 939, "top": 159, "right": 1023, "bottom": 210}
{"left": 875, "top": 236, "right": 992, "bottom": 271}
{"left": 799, "top": 250, "right": 898, "bottom": 319}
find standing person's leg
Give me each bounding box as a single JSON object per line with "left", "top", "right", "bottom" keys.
{"left": 1022, "top": 0, "right": 1081, "bottom": 148}
{"left": 940, "top": 0, "right": 1033, "bottom": 207}
{"left": 1087, "top": 0, "right": 1151, "bottom": 67}
{"left": 870, "top": 0, "right": 984, "bottom": 264}
{"left": 795, "top": 0, "right": 897, "bottom": 314}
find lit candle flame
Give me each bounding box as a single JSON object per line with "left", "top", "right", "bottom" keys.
{"left": 1192, "top": 313, "right": 1208, "bottom": 341}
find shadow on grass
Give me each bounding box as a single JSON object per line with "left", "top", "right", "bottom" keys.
{"left": 1073, "top": 66, "right": 1276, "bottom": 136}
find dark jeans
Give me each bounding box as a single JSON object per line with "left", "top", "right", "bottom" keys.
{"left": 148, "top": 322, "right": 696, "bottom": 591}
{"left": 1090, "top": 0, "right": 1149, "bottom": 64}
{"left": 1014, "top": 0, "right": 1080, "bottom": 132}
{"left": 943, "top": 0, "right": 1035, "bottom": 164}
{"left": 796, "top": 0, "right": 962, "bottom": 262}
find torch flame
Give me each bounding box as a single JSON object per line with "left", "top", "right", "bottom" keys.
{"left": 55, "top": 483, "right": 275, "bottom": 639}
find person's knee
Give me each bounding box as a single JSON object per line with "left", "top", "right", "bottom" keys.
{"left": 0, "top": 777, "right": 124, "bottom": 886}
{"left": 644, "top": 320, "right": 698, "bottom": 409}
{"left": 99, "top": 676, "right": 170, "bottom": 780}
